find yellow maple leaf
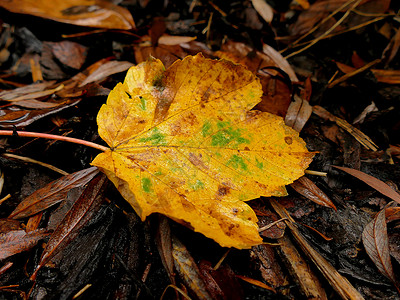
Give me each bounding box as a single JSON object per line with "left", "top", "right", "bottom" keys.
{"left": 92, "top": 54, "right": 314, "bottom": 248}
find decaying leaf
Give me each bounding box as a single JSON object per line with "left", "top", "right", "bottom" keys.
{"left": 198, "top": 260, "right": 244, "bottom": 299}
{"left": 0, "top": 229, "right": 49, "bottom": 260}
{"left": 333, "top": 166, "right": 400, "bottom": 205}
{"left": 362, "top": 206, "right": 399, "bottom": 290}
{"left": 290, "top": 176, "right": 336, "bottom": 210}
{"left": 92, "top": 54, "right": 314, "bottom": 248}
{"left": 0, "top": 98, "right": 81, "bottom": 129}
{"left": 313, "top": 105, "right": 378, "bottom": 151}
{"left": 9, "top": 166, "right": 99, "bottom": 219}
{"left": 0, "top": 0, "right": 135, "bottom": 30}
{"left": 236, "top": 275, "right": 276, "bottom": 293}
{"left": 31, "top": 173, "right": 107, "bottom": 280}
{"left": 172, "top": 236, "right": 212, "bottom": 300}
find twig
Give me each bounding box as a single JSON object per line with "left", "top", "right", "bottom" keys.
{"left": 284, "top": 0, "right": 364, "bottom": 59}
{"left": 0, "top": 130, "right": 109, "bottom": 152}
{"left": 293, "top": 15, "right": 387, "bottom": 49}
{"left": 281, "top": 0, "right": 356, "bottom": 53}
{"left": 328, "top": 58, "right": 381, "bottom": 88}
{"left": 2, "top": 153, "right": 69, "bottom": 175}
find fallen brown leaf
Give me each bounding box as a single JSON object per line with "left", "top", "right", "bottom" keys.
{"left": 251, "top": 0, "right": 273, "bottom": 23}
{"left": 0, "top": 81, "right": 57, "bottom": 101}
{"left": 30, "top": 173, "right": 107, "bottom": 280}
{"left": 284, "top": 94, "right": 312, "bottom": 132}
{"left": 277, "top": 233, "right": 327, "bottom": 299}
{"left": 0, "top": 219, "right": 21, "bottom": 233}
{"left": 0, "top": 0, "right": 135, "bottom": 30}
{"left": 47, "top": 41, "right": 87, "bottom": 70}
{"left": 199, "top": 260, "right": 243, "bottom": 300}
{"left": 333, "top": 166, "right": 400, "bottom": 205}
{"left": 0, "top": 98, "right": 81, "bottom": 129}
{"left": 155, "top": 216, "right": 176, "bottom": 286}
{"left": 172, "top": 235, "right": 212, "bottom": 299}
{"left": 79, "top": 60, "right": 134, "bottom": 87}
{"left": 291, "top": 176, "right": 337, "bottom": 210}
{"left": 313, "top": 105, "right": 378, "bottom": 151}
{"left": 0, "top": 229, "right": 49, "bottom": 260}
{"left": 9, "top": 166, "right": 99, "bottom": 219}
{"left": 371, "top": 69, "right": 400, "bottom": 84}
{"left": 362, "top": 206, "right": 399, "bottom": 290}
{"left": 251, "top": 244, "right": 288, "bottom": 290}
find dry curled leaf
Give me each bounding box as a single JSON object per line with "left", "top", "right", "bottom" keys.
{"left": 251, "top": 0, "right": 273, "bottom": 23}
{"left": 92, "top": 54, "right": 314, "bottom": 248}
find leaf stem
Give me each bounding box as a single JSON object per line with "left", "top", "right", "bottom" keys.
{"left": 0, "top": 130, "right": 109, "bottom": 152}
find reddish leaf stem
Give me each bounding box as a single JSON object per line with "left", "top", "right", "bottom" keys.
{"left": 0, "top": 130, "right": 109, "bottom": 152}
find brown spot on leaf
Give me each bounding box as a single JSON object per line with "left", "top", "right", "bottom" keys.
{"left": 188, "top": 153, "right": 209, "bottom": 170}
{"left": 201, "top": 89, "right": 211, "bottom": 103}
{"left": 217, "top": 185, "right": 230, "bottom": 197}
{"left": 244, "top": 147, "right": 250, "bottom": 151}
{"left": 284, "top": 136, "right": 293, "bottom": 145}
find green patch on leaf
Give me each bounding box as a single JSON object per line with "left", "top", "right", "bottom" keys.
{"left": 211, "top": 124, "right": 250, "bottom": 147}
{"left": 227, "top": 154, "right": 248, "bottom": 171}
{"left": 154, "top": 170, "right": 163, "bottom": 176}
{"left": 141, "top": 177, "right": 153, "bottom": 193}
{"left": 139, "top": 128, "right": 166, "bottom": 145}
{"left": 138, "top": 96, "right": 147, "bottom": 111}
{"left": 217, "top": 121, "right": 230, "bottom": 129}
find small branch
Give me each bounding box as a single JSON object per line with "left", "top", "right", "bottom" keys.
{"left": 0, "top": 130, "right": 109, "bottom": 152}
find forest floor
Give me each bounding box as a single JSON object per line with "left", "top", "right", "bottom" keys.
{"left": 0, "top": 0, "right": 400, "bottom": 299}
